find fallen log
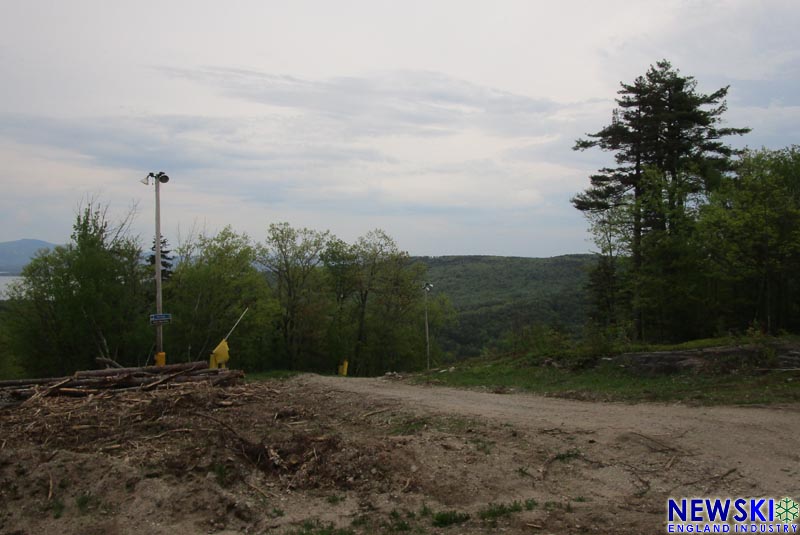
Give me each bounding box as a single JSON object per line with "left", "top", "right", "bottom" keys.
{"left": 73, "top": 361, "right": 207, "bottom": 378}
{"left": 0, "top": 361, "right": 209, "bottom": 390}
{"left": 2, "top": 364, "right": 244, "bottom": 400}
{"left": 8, "top": 369, "right": 245, "bottom": 399}
{"left": 7, "top": 369, "right": 238, "bottom": 391}
{"left": 0, "top": 376, "right": 67, "bottom": 388}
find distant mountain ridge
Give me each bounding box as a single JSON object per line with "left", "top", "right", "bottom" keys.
{"left": 413, "top": 254, "right": 596, "bottom": 356}
{"left": 0, "top": 239, "right": 57, "bottom": 274}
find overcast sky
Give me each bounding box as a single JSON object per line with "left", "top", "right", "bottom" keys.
{"left": 0, "top": 1, "right": 797, "bottom": 257}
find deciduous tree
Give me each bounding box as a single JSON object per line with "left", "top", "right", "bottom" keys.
{"left": 7, "top": 202, "right": 150, "bottom": 375}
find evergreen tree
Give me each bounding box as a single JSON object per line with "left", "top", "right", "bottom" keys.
{"left": 572, "top": 60, "right": 749, "bottom": 341}
{"left": 147, "top": 237, "right": 174, "bottom": 281}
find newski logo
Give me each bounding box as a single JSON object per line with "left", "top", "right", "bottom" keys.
{"left": 666, "top": 497, "right": 799, "bottom": 533}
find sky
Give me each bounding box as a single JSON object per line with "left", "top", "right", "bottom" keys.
{"left": 0, "top": 0, "right": 798, "bottom": 257}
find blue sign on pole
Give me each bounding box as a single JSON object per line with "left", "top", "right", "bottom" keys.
{"left": 149, "top": 313, "right": 172, "bottom": 325}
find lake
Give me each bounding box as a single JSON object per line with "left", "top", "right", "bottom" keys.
{"left": 0, "top": 276, "right": 22, "bottom": 298}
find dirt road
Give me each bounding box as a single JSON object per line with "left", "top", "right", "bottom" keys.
{"left": 304, "top": 374, "right": 800, "bottom": 496}
{"left": 300, "top": 375, "right": 800, "bottom": 533}
{"left": 1, "top": 374, "right": 798, "bottom": 535}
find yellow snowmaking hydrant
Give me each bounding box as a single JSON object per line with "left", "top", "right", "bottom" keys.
{"left": 209, "top": 339, "right": 230, "bottom": 369}
{"left": 208, "top": 307, "right": 248, "bottom": 369}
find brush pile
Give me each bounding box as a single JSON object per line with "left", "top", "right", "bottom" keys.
{"left": 0, "top": 361, "right": 244, "bottom": 400}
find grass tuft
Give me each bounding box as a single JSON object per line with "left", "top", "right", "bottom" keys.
{"left": 478, "top": 501, "right": 523, "bottom": 520}
{"left": 432, "top": 510, "right": 470, "bottom": 527}
{"left": 284, "top": 519, "right": 355, "bottom": 535}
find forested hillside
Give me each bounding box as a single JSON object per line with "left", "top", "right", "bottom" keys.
{"left": 415, "top": 255, "right": 594, "bottom": 356}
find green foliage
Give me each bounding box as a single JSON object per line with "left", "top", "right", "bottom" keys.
{"left": 0, "top": 302, "right": 23, "bottom": 379}
{"left": 698, "top": 147, "right": 800, "bottom": 334}
{"left": 259, "top": 223, "right": 332, "bottom": 370}
{"left": 5, "top": 202, "right": 152, "bottom": 376}
{"left": 167, "top": 226, "right": 278, "bottom": 369}
{"left": 416, "top": 254, "right": 593, "bottom": 357}
{"left": 255, "top": 224, "right": 448, "bottom": 375}
{"left": 572, "top": 60, "right": 758, "bottom": 343}
{"left": 497, "top": 323, "right": 571, "bottom": 358}
{"left": 2, "top": 210, "right": 445, "bottom": 378}
{"left": 147, "top": 237, "right": 174, "bottom": 281}
{"left": 326, "top": 230, "right": 442, "bottom": 375}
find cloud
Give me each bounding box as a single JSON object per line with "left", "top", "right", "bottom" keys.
{"left": 0, "top": 112, "right": 390, "bottom": 175}
{"left": 0, "top": 69, "right": 588, "bottom": 221}
{"left": 159, "top": 67, "right": 563, "bottom": 138}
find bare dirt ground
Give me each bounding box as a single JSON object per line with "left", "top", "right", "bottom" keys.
{"left": 1, "top": 373, "right": 798, "bottom": 535}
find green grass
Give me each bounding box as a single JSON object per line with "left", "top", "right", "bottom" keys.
{"left": 75, "top": 493, "right": 96, "bottom": 514}
{"left": 414, "top": 355, "right": 800, "bottom": 405}
{"left": 245, "top": 370, "right": 301, "bottom": 382}
{"left": 554, "top": 449, "right": 581, "bottom": 462}
{"left": 619, "top": 336, "right": 744, "bottom": 353}
{"left": 469, "top": 437, "right": 495, "bottom": 455}
{"left": 384, "top": 517, "right": 411, "bottom": 532}
{"left": 48, "top": 499, "right": 65, "bottom": 519}
{"left": 390, "top": 417, "right": 429, "bottom": 435}
{"left": 478, "top": 501, "right": 523, "bottom": 520}
{"left": 431, "top": 510, "right": 470, "bottom": 527}
{"left": 284, "top": 519, "right": 355, "bottom": 535}
{"left": 211, "top": 462, "right": 231, "bottom": 486}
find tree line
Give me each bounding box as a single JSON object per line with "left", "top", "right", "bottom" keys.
{"left": 2, "top": 59, "right": 796, "bottom": 378}
{"left": 574, "top": 60, "right": 800, "bottom": 343}
{"left": 0, "top": 214, "right": 451, "bottom": 378}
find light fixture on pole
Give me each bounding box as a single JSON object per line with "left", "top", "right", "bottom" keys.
{"left": 424, "top": 282, "right": 433, "bottom": 370}
{"left": 142, "top": 171, "right": 169, "bottom": 366}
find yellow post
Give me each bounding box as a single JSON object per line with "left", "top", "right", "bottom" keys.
{"left": 155, "top": 352, "right": 166, "bottom": 367}
{"left": 338, "top": 359, "right": 348, "bottom": 376}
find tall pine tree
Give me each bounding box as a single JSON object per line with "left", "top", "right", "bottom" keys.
{"left": 573, "top": 60, "right": 749, "bottom": 341}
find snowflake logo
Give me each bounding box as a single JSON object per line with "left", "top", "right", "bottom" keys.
{"left": 775, "top": 497, "right": 799, "bottom": 523}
